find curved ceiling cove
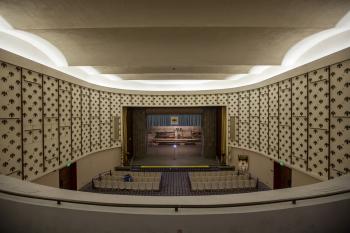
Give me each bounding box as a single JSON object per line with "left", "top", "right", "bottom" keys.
{"left": 0, "top": 6, "right": 349, "bottom": 91}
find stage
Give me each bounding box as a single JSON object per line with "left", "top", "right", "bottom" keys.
{"left": 131, "top": 144, "right": 219, "bottom": 166}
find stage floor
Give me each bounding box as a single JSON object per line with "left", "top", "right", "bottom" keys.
{"left": 131, "top": 144, "right": 219, "bottom": 166}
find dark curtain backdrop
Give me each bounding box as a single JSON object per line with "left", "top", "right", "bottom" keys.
{"left": 132, "top": 108, "right": 147, "bottom": 158}
{"left": 132, "top": 107, "right": 217, "bottom": 160}
{"left": 147, "top": 114, "right": 202, "bottom": 127}
{"left": 202, "top": 108, "right": 217, "bottom": 159}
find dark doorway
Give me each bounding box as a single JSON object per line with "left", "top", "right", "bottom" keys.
{"left": 59, "top": 162, "right": 77, "bottom": 190}
{"left": 273, "top": 161, "right": 292, "bottom": 189}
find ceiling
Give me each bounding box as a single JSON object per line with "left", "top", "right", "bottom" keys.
{"left": 0, "top": 0, "right": 349, "bottom": 82}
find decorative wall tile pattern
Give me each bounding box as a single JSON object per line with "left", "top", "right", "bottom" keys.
{"left": 43, "top": 75, "right": 59, "bottom": 172}
{"left": 0, "top": 119, "right": 22, "bottom": 178}
{"left": 22, "top": 69, "right": 43, "bottom": 180}
{"left": 291, "top": 74, "right": 308, "bottom": 170}
{"left": 1, "top": 58, "right": 350, "bottom": 182}
{"left": 249, "top": 89, "right": 260, "bottom": 151}
{"left": 239, "top": 91, "right": 249, "bottom": 148}
{"left": 308, "top": 67, "right": 330, "bottom": 179}
{"left": 71, "top": 84, "right": 82, "bottom": 159}
{"left": 268, "top": 84, "right": 279, "bottom": 159}
{"left": 0, "top": 63, "right": 21, "bottom": 119}
{"left": 278, "top": 80, "right": 291, "bottom": 164}
{"left": 329, "top": 60, "right": 350, "bottom": 178}
{"left": 259, "top": 86, "right": 269, "bottom": 155}
{"left": 0, "top": 62, "right": 22, "bottom": 178}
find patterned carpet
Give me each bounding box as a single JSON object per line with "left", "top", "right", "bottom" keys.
{"left": 80, "top": 171, "right": 270, "bottom": 196}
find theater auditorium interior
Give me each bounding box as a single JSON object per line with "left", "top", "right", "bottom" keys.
{"left": 0, "top": 1, "right": 350, "bottom": 233}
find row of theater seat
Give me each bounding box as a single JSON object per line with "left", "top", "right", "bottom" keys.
{"left": 189, "top": 171, "right": 240, "bottom": 177}
{"left": 93, "top": 171, "right": 162, "bottom": 191}
{"left": 189, "top": 171, "right": 257, "bottom": 191}
{"left": 102, "top": 175, "right": 160, "bottom": 182}
{"left": 93, "top": 180, "right": 160, "bottom": 191}
{"left": 110, "top": 171, "right": 161, "bottom": 178}
{"left": 191, "top": 179, "right": 257, "bottom": 191}
{"left": 190, "top": 175, "right": 250, "bottom": 182}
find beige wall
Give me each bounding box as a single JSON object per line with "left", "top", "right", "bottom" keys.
{"left": 76, "top": 147, "right": 122, "bottom": 189}
{"left": 231, "top": 147, "right": 274, "bottom": 188}
{"left": 31, "top": 148, "right": 121, "bottom": 189}
{"left": 32, "top": 170, "right": 59, "bottom": 188}
{"left": 292, "top": 169, "right": 320, "bottom": 187}
{"left": 231, "top": 147, "right": 321, "bottom": 189}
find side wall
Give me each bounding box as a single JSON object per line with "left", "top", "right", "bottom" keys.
{"left": 0, "top": 53, "right": 349, "bottom": 182}
{"left": 231, "top": 148, "right": 321, "bottom": 189}
{"left": 76, "top": 148, "right": 121, "bottom": 189}
{"left": 32, "top": 170, "right": 59, "bottom": 188}
{"left": 292, "top": 169, "right": 321, "bottom": 187}
{"left": 32, "top": 148, "right": 121, "bottom": 189}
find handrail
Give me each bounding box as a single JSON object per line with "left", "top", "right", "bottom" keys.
{"left": 1, "top": 185, "right": 350, "bottom": 212}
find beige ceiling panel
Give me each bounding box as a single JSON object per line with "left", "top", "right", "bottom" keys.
{"left": 0, "top": 0, "right": 349, "bottom": 29}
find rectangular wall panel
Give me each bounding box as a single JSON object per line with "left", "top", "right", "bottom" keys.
{"left": 22, "top": 69, "right": 43, "bottom": 180}
{"left": 239, "top": 91, "right": 249, "bottom": 148}
{"left": 81, "top": 87, "right": 91, "bottom": 154}
{"left": 291, "top": 74, "right": 308, "bottom": 171}
{"left": 227, "top": 93, "right": 239, "bottom": 147}
{"left": 329, "top": 60, "right": 350, "bottom": 178}
{"left": 259, "top": 86, "right": 269, "bottom": 155}
{"left": 278, "top": 79, "right": 292, "bottom": 165}
{"left": 308, "top": 67, "right": 330, "bottom": 180}
{"left": 43, "top": 75, "right": 59, "bottom": 173}
{"left": 249, "top": 89, "right": 260, "bottom": 151}
{"left": 0, "top": 62, "right": 22, "bottom": 179}
{"left": 71, "top": 84, "right": 82, "bottom": 159}
{"left": 100, "top": 91, "right": 111, "bottom": 150}
{"left": 110, "top": 93, "right": 121, "bottom": 147}
{"left": 268, "top": 83, "right": 279, "bottom": 159}
{"left": 58, "top": 80, "right": 72, "bottom": 165}
{"left": 90, "top": 90, "right": 100, "bottom": 151}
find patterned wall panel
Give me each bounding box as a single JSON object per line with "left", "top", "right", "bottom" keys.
{"left": 217, "top": 94, "right": 228, "bottom": 106}
{"left": 58, "top": 80, "right": 72, "bottom": 165}
{"left": 43, "top": 75, "right": 59, "bottom": 172}
{"left": 131, "top": 94, "right": 143, "bottom": 106}
{"left": 268, "top": 83, "right": 279, "bottom": 159}
{"left": 329, "top": 60, "right": 350, "bottom": 178}
{"left": 174, "top": 95, "right": 186, "bottom": 106}
{"left": 22, "top": 69, "right": 43, "bottom": 180}
{"left": 100, "top": 91, "right": 111, "bottom": 150}
{"left": 185, "top": 95, "right": 198, "bottom": 106}
{"left": 120, "top": 94, "right": 131, "bottom": 106}
{"left": 308, "top": 67, "right": 330, "bottom": 180}
{"left": 1, "top": 57, "right": 350, "bottom": 182}
{"left": 81, "top": 87, "right": 91, "bottom": 154}
{"left": 227, "top": 92, "right": 239, "bottom": 146}
{"left": 291, "top": 74, "right": 308, "bottom": 170}
{"left": 0, "top": 63, "right": 21, "bottom": 119}
{"left": 196, "top": 95, "right": 207, "bottom": 106}
{"left": 0, "top": 62, "right": 22, "bottom": 178}
{"left": 90, "top": 89, "right": 100, "bottom": 151}
{"left": 249, "top": 89, "right": 260, "bottom": 151}
{"left": 110, "top": 93, "right": 121, "bottom": 147}
{"left": 206, "top": 94, "right": 218, "bottom": 105}
{"left": 278, "top": 79, "right": 292, "bottom": 164}
{"left": 162, "top": 95, "right": 174, "bottom": 106}
{"left": 239, "top": 91, "right": 249, "bottom": 148}
{"left": 71, "top": 84, "right": 82, "bottom": 159}
{"left": 259, "top": 86, "right": 269, "bottom": 155}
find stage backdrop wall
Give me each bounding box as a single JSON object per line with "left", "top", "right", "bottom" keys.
{"left": 0, "top": 56, "right": 349, "bottom": 182}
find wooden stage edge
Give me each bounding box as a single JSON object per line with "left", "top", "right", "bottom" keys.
{"left": 140, "top": 165, "right": 210, "bottom": 168}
